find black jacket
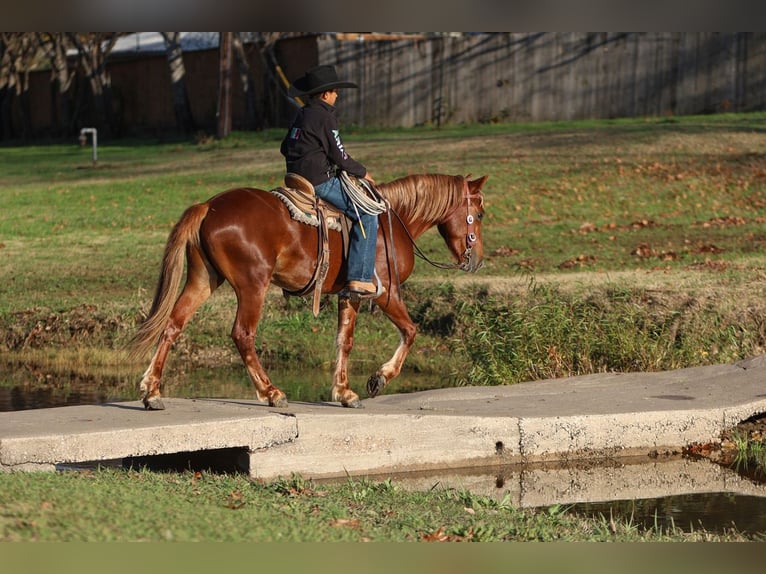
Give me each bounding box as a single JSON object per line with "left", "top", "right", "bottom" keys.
{"left": 280, "top": 99, "right": 367, "bottom": 186}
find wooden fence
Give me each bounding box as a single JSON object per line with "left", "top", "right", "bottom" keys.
{"left": 10, "top": 32, "right": 766, "bottom": 139}
{"left": 319, "top": 32, "right": 766, "bottom": 127}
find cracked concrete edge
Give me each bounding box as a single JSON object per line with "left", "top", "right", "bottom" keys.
{"left": 722, "top": 399, "right": 766, "bottom": 429}
{"left": 0, "top": 413, "right": 297, "bottom": 469}
{"left": 249, "top": 413, "right": 521, "bottom": 480}
{"left": 519, "top": 397, "right": 766, "bottom": 461}
{"left": 517, "top": 409, "right": 723, "bottom": 462}
{"left": 249, "top": 400, "right": 766, "bottom": 480}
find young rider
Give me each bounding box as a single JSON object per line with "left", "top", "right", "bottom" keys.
{"left": 280, "top": 65, "right": 379, "bottom": 298}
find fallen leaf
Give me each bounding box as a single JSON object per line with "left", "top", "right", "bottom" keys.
{"left": 329, "top": 518, "right": 360, "bottom": 528}
{"left": 421, "top": 527, "right": 474, "bottom": 542}
{"left": 224, "top": 490, "right": 245, "bottom": 509}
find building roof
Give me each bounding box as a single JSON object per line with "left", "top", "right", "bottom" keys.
{"left": 111, "top": 32, "right": 221, "bottom": 55}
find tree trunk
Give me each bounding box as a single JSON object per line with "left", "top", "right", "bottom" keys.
{"left": 0, "top": 33, "right": 34, "bottom": 140}
{"left": 161, "top": 32, "right": 195, "bottom": 135}
{"left": 67, "top": 33, "right": 118, "bottom": 138}
{"left": 232, "top": 32, "right": 262, "bottom": 130}
{"left": 0, "top": 37, "right": 12, "bottom": 139}
{"left": 216, "top": 32, "right": 233, "bottom": 139}
{"left": 37, "top": 33, "right": 75, "bottom": 136}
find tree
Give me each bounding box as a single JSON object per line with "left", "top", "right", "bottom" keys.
{"left": 67, "top": 32, "right": 119, "bottom": 137}
{"left": 160, "top": 32, "right": 195, "bottom": 135}
{"left": 36, "top": 33, "right": 75, "bottom": 136}
{"left": 216, "top": 32, "right": 233, "bottom": 139}
{"left": 232, "top": 32, "right": 263, "bottom": 130}
{"left": 0, "top": 35, "right": 13, "bottom": 139}
{"left": 0, "top": 33, "right": 36, "bottom": 140}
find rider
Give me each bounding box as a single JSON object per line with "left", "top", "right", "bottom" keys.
{"left": 280, "top": 64, "right": 380, "bottom": 298}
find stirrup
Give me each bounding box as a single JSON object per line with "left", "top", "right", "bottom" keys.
{"left": 347, "top": 280, "right": 376, "bottom": 295}
{"left": 345, "top": 280, "right": 385, "bottom": 299}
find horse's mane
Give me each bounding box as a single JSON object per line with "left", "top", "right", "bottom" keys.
{"left": 377, "top": 174, "right": 467, "bottom": 223}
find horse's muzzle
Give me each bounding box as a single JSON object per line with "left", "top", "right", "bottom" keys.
{"left": 460, "top": 251, "right": 484, "bottom": 273}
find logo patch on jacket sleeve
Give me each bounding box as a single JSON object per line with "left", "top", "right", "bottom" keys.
{"left": 332, "top": 129, "right": 348, "bottom": 159}
{"left": 289, "top": 127, "right": 302, "bottom": 139}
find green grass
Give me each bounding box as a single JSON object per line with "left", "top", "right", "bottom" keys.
{"left": 448, "top": 279, "right": 766, "bottom": 385}
{"left": 729, "top": 428, "right": 766, "bottom": 479}
{"left": 0, "top": 468, "right": 754, "bottom": 542}
{"left": 3, "top": 113, "right": 766, "bottom": 390}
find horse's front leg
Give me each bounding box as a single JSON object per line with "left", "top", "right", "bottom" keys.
{"left": 331, "top": 295, "right": 363, "bottom": 408}
{"left": 366, "top": 298, "right": 417, "bottom": 398}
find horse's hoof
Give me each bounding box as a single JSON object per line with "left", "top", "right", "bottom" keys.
{"left": 270, "top": 396, "right": 289, "bottom": 408}
{"left": 343, "top": 398, "right": 364, "bottom": 409}
{"left": 144, "top": 397, "right": 165, "bottom": 411}
{"left": 366, "top": 374, "right": 386, "bottom": 398}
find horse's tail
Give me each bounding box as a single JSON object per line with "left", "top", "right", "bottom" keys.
{"left": 129, "top": 202, "right": 210, "bottom": 360}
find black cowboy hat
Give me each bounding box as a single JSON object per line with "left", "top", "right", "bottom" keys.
{"left": 288, "top": 65, "right": 358, "bottom": 96}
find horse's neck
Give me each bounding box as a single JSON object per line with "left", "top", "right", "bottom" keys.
{"left": 382, "top": 176, "right": 454, "bottom": 238}
{"left": 395, "top": 216, "right": 432, "bottom": 240}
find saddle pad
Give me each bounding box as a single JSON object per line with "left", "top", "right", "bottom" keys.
{"left": 270, "top": 187, "right": 343, "bottom": 232}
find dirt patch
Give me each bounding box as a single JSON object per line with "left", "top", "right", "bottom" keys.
{"left": 2, "top": 304, "right": 132, "bottom": 352}
{"left": 684, "top": 413, "right": 766, "bottom": 481}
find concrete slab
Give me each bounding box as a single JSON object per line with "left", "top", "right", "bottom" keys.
{"left": 1, "top": 358, "right": 765, "bottom": 481}
{"left": 247, "top": 360, "right": 766, "bottom": 479}
{"left": 0, "top": 399, "right": 297, "bottom": 472}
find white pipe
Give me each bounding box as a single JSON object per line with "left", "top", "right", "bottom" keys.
{"left": 79, "top": 127, "right": 98, "bottom": 164}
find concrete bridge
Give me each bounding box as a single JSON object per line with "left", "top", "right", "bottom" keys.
{"left": 2, "top": 357, "right": 766, "bottom": 504}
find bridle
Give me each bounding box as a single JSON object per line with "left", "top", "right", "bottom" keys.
{"left": 458, "top": 178, "right": 483, "bottom": 270}
{"left": 389, "top": 177, "right": 483, "bottom": 271}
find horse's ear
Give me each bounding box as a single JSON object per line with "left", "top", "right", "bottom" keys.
{"left": 469, "top": 175, "right": 489, "bottom": 190}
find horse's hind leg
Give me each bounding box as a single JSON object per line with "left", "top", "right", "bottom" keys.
{"left": 140, "top": 255, "right": 219, "bottom": 410}
{"left": 230, "top": 286, "right": 288, "bottom": 408}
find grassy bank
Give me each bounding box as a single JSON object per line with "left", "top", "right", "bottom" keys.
{"left": 0, "top": 468, "right": 755, "bottom": 542}
{"left": 446, "top": 277, "right": 766, "bottom": 385}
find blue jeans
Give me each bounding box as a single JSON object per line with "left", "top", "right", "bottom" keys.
{"left": 315, "top": 177, "right": 378, "bottom": 283}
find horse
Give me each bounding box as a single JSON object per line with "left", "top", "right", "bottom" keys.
{"left": 130, "top": 173, "right": 488, "bottom": 410}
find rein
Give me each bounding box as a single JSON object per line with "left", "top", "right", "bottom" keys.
{"left": 389, "top": 208, "right": 459, "bottom": 270}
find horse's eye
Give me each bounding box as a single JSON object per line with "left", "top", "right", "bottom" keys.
{"left": 476, "top": 212, "right": 484, "bottom": 220}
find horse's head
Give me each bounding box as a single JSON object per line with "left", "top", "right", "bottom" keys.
{"left": 438, "top": 175, "right": 488, "bottom": 273}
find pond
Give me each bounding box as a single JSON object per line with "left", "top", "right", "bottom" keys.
{"left": 371, "top": 456, "right": 766, "bottom": 536}
{"left": 0, "top": 363, "right": 443, "bottom": 412}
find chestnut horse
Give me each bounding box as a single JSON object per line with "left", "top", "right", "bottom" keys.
{"left": 130, "top": 173, "right": 488, "bottom": 410}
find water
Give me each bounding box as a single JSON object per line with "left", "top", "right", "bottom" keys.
{"left": 572, "top": 492, "right": 766, "bottom": 535}
{"left": 2, "top": 363, "right": 766, "bottom": 536}
{"left": 0, "top": 364, "right": 441, "bottom": 412}
{"left": 378, "top": 456, "right": 766, "bottom": 536}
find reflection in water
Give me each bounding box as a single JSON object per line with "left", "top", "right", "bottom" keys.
{"left": 0, "top": 363, "right": 445, "bottom": 412}
{"left": 0, "top": 365, "right": 130, "bottom": 411}
{"left": 0, "top": 385, "right": 112, "bottom": 412}
{"left": 571, "top": 493, "right": 766, "bottom": 536}
{"left": 378, "top": 458, "right": 766, "bottom": 536}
